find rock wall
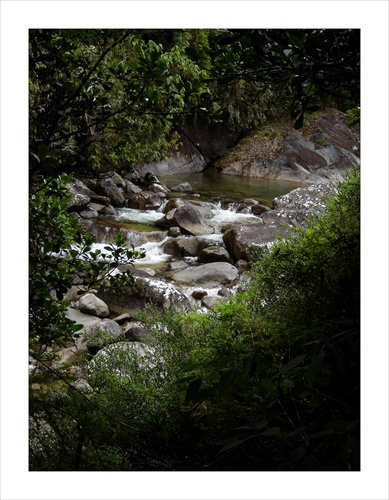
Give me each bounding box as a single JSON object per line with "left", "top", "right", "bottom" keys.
{"left": 214, "top": 110, "right": 360, "bottom": 185}
{"left": 136, "top": 114, "right": 240, "bottom": 177}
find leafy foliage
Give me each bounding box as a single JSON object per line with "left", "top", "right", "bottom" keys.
{"left": 29, "top": 29, "right": 209, "bottom": 182}
{"left": 29, "top": 30, "right": 360, "bottom": 471}
{"left": 29, "top": 173, "right": 144, "bottom": 359}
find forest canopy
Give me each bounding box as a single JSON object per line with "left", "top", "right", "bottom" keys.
{"left": 30, "top": 29, "right": 360, "bottom": 182}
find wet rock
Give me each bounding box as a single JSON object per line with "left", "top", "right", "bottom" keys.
{"left": 192, "top": 289, "right": 208, "bottom": 300}
{"left": 156, "top": 202, "right": 214, "bottom": 236}
{"left": 198, "top": 245, "right": 233, "bottom": 264}
{"left": 168, "top": 227, "right": 181, "bottom": 237}
{"left": 251, "top": 204, "right": 271, "bottom": 216}
{"left": 218, "top": 287, "right": 233, "bottom": 297}
{"left": 171, "top": 182, "right": 193, "bottom": 192}
{"left": 172, "top": 262, "right": 239, "bottom": 287}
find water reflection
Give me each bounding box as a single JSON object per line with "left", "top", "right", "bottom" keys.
{"left": 159, "top": 169, "right": 303, "bottom": 207}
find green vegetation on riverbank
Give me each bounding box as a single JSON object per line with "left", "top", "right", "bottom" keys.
{"left": 30, "top": 169, "right": 360, "bottom": 471}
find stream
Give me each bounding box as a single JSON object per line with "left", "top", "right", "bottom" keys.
{"left": 87, "top": 171, "right": 302, "bottom": 284}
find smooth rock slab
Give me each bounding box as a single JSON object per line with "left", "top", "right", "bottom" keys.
{"left": 172, "top": 262, "right": 239, "bottom": 287}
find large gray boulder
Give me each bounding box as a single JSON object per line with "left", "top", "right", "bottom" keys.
{"left": 261, "top": 183, "right": 337, "bottom": 227}
{"left": 96, "top": 275, "right": 192, "bottom": 316}
{"left": 172, "top": 262, "right": 239, "bottom": 287}
{"left": 88, "top": 341, "right": 165, "bottom": 382}
{"left": 223, "top": 223, "right": 291, "bottom": 262}
{"left": 163, "top": 236, "right": 211, "bottom": 258}
{"left": 79, "top": 293, "right": 110, "bottom": 318}
{"left": 98, "top": 178, "right": 126, "bottom": 207}
{"left": 198, "top": 245, "right": 233, "bottom": 264}
{"left": 66, "top": 178, "right": 96, "bottom": 212}
{"left": 83, "top": 318, "right": 123, "bottom": 353}
{"left": 156, "top": 202, "right": 214, "bottom": 236}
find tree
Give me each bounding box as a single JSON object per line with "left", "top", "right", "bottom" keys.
{"left": 29, "top": 29, "right": 209, "bottom": 183}
{"left": 205, "top": 29, "right": 360, "bottom": 130}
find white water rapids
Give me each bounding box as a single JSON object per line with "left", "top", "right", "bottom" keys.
{"left": 86, "top": 203, "right": 261, "bottom": 268}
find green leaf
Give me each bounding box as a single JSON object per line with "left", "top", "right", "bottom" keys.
{"left": 262, "top": 427, "right": 280, "bottom": 436}
{"left": 306, "top": 351, "right": 324, "bottom": 385}
{"left": 185, "top": 378, "right": 202, "bottom": 405}
{"left": 290, "top": 447, "right": 305, "bottom": 462}
{"left": 260, "top": 378, "right": 277, "bottom": 392}
{"left": 219, "top": 438, "right": 247, "bottom": 454}
{"left": 279, "top": 354, "right": 306, "bottom": 374}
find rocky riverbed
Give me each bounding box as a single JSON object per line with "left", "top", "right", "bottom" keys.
{"left": 30, "top": 110, "right": 360, "bottom": 380}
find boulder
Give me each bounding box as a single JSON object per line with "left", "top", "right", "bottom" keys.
{"left": 66, "top": 178, "right": 96, "bottom": 212}
{"left": 88, "top": 341, "right": 165, "bottom": 381}
{"left": 79, "top": 207, "right": 99, "bottom": 219}
{"left": 272, "top": 183, "right": 336, "bottom": 212}
{"left": 98, "top": 178, "right": 126, "bottom": 207}
{"left": 126, "top": 191, "right": 162, "bottom": 210}
{"left": 124, "top": 180, "right": 142, "bottom": 194}
{"left": 168, "top": 227, "right": 181, "bottom": 237}
{"left": 156, "top": 203, "right": 214, "bottom": 236}
{"left": 96, "top": 276, "right": 192, "bottom": 316}
{"left": 148, "top": 182, "right": 170, "bottom": 196}
{"left": 251, "top": 204, "right": 271, "bottom": 216}
{"left": 192, "top": 289, "right": 208, "bottom": 300}
{"left": 124, "top": 322, "right": 153, "bottom": 342}
{"left": 85, "top": 318, "right": 123, "bottom": 351}
{"left": 171, "top": 182, "right": 193, "bottom": 192}
{"left": 172, "top": 262, "right": 239, "bottom": 287}
{"left": 223, "top": 223, "right": 292, "bottom": 262}
{"left": 78, "top": 293, "right": 110, "bottom": 318}
{"left": 66, "top": 307, "right": 103, "bottom": 330}
{"left": 100, "top": 205, "right": 117, "bottom": 216}
{"left": 201, "top": 295, "right": 225, "bottom": 310}
{"left": 163, "top": 236, "right": 209, "bottom": 258}
{"left": 198, "top": 245, "right": 233, "bottom": 264}
{"left": 167, "top": 260, "right": 189, "bottom": 272}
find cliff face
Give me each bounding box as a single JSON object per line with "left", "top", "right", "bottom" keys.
{"left": 136, "top": 109, "right": 360, "bottom": 185}
{"left": 214, "top": 110, "right": 360, "bottom": 184}
{"left": 136, "top": 113, "right": 240, "bottom": 177}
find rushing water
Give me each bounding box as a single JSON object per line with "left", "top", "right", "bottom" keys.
{"left": 88, "top": 171, "right": 303, "bottom": 273}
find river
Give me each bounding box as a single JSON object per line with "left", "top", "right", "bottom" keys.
{"left": 88, "top": 170, "right": 302, "bottom": 275}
